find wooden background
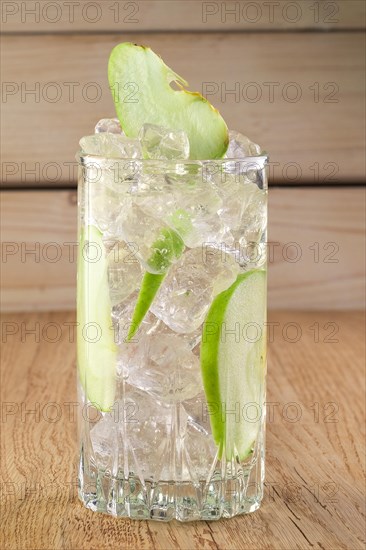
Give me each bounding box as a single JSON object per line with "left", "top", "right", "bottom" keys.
{"left": 1, "top": 4, "right": 366, "bottom": 549}
{"left": 1, "top": 0, "right": 365, "bottom": 311}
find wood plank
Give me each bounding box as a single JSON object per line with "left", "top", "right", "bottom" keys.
{"left": 1, "top": 310, "right": 365, "bottom": 549}
{"left": 1, "top": 188, "right": 365, "bottom": 311}
{"left": 0, "top": 190, "right": 77, "bottom": 311}
{"left": 2, "top": 0, "right": 364, "bottom": 33}
{"left": 269, "top": 187, "right": 366, "bottom": 309}
{"left": 1, "top": 32, "right": 365, "bottom": 186}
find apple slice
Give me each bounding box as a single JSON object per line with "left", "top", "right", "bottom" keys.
{"left": 200, "top": 269, "right": 266, "bottom": 460}
{"left": 108, "top": 42, "right": 229, "bottom": 159}
{"left": 77, "top": 225, "right": 117, "bottom": 411}
{"left": 127, "top": 227, "right": 184, "bottom": 341}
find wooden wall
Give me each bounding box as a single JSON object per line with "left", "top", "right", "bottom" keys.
{"left": 1, "top": 0, "right": 365, "bottom": 311}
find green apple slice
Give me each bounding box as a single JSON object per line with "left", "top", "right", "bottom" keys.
{"left": 108, "top": 42, "right": 229, "bottom": 159}
{"left": 127, "top": 227, "right": 184, "bottom": 340}
{"left": 77, "top": 225, "right": 117, "bottom": 411}
{"left": 200, "top": 269, "right": 266, "bottom": 460}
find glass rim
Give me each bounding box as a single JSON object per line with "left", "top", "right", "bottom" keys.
{"left": 76, "top": 151, "right": 269, "bottom": 170}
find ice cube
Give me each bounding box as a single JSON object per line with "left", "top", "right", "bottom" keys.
{"left": 89, "top": 412, "right": 118, "bottom": 471}
{"left": 173, "top": 182, "right": 221, "bottom": 217}
{"left": 183, "top": 392, "right": 212, "bottom": 435}
{"left": 90, "top": 384, "right": 217, "bottom": 482}
{"left": 118, "top": 203, "right": 183, "bottom": 274}
{"left": 167, "top": 185, "right": 233, "bottom": 249}
{"left": 205, "top": 158, "right": 266, "bottom": 262}
{"left": 139, "top": 123, "right": 190, "bottom": 160}
{"left": 151, "top": 247, "right": 239, "bottom": 333}
{"left": 215, "top": 175, "right": 256, "bottom": 228}
{"left": 123, "top": 334, "right": 202, "bottom": 402}
{"left": 90, "top": 384, "right": 174, "bottom": 479}
{"left": 85, "top": 185, "right": 118, "bottom": 233}
{"left": 210, "top": 172, "right": 266, "bottom": 266}
{"left": 133, "top": 186, "right": 177, "bottom": 220}
{"left": 183, "top": 420, "right": 218, "bottom": 481}
{"left": 131, "top": 173, "right": 231, "bottom": 249}
{"left": 216, "top": 177, "right": 243, "bottom": 230}
{"left": 107, "top": 241, "right": 142, "bottom": 306}
{"left": 150, "top": 320, "right": 202, "bottom": 350}
{"left": 95, "top": 118, "right": 123, "bottom": 134}
{"left": 80, "top": 133, "right": 142, "bottom": 159}
{"left": 123, "top": 385, "right": 176, "bottom": 480}
{"left": 227, "top": 182, "right": 267, "bottom": 267}
{"left": 225, "top": 130, "right": 261, "bottom": 158}
{"left": 112, "top": 290, "right": 160, "bottom": 346}
{"left": 83, "top": 176, "right": 134, "bottom": 237}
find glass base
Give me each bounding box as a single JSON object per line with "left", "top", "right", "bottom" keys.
{"left": 78, "top": 445, "right": 264, "bottom": 521}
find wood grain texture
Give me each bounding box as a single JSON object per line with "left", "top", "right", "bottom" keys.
{"left": 269, "top": 187, "right": 366, "bottom": 309}
{"left": 0, "top": 190, "right": 78, "bottom": 311}
{"left": 2, "top": 0, "right": 365, "bottom": 33}
{"left": 1, "top": 188, "right": 365, "bottom": 311}
{"left": 1, "top": 310, "right": 365, "bottom": 549}
{"left": 1, "top": 32, "right": 365, "bottom": 186}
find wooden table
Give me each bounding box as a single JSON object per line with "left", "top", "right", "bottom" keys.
{"left": 1, "top": 311, "right": 365, "bottom": 550}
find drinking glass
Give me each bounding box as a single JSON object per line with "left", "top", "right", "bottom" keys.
{"left": 76, "top": 153, "right": 268, "bottom": 521}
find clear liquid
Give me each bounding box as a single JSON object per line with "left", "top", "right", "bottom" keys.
{"left": 77, "top": 158, "right": 267, "bottom": 520}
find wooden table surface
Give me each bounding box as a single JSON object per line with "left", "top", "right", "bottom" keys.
{"left": 1, "top": 311, "right": 365, "bottom": 550}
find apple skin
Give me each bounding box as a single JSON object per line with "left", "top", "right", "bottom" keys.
{"left": 200, "top": 269, "right": 266, "bottom": 460}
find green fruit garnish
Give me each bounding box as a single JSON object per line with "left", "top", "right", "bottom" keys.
{"left": 147, "top": 226, "right": 185, "bottom": 273}
{"left": 77, "top": 225, "right": 117, "bottom": 411}
{"left": 200, "top": 269, "right": 266, "bottom": 460}
{"left": 108, "top": 42, "right": 229, "bottom": 159}
{"left": 127, "top": 272, "right": 165, "bottom": 341}
{"left": 127, "top": 228, "right": 184, "bottom": 340}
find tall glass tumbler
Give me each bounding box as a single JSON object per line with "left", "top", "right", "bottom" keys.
{"left": 76, "top": 154, "right": 268, "bottom": 521}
